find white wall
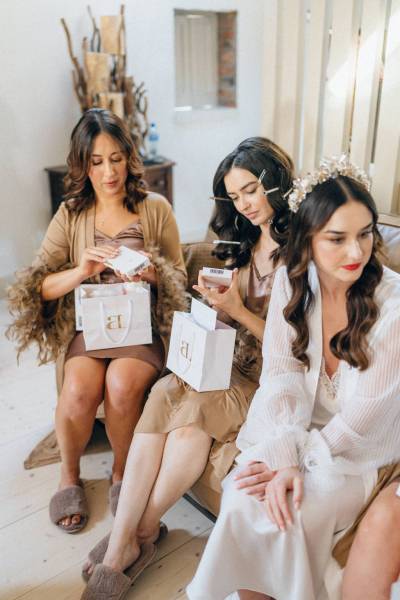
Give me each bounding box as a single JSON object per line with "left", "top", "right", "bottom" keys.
{"left": 0, "top": 0, "right": 265, "bottom": 294}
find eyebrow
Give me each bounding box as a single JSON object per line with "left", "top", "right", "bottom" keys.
{"left": 324, "top": 221, "right": 374, "bottom": 234}
{"left": 227, "top": 179, "right": 258, "bottom": 196}
{"left": 91, "top": 151, "right": 123, "bottom": 157}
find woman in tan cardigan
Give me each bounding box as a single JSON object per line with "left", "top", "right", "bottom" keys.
{"left": 7, "top": 109, "right": 187, "bottom": 533}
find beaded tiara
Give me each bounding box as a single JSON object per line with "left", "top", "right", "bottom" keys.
{"left": 287, "top": 154, "right": 371, "bottom": 213}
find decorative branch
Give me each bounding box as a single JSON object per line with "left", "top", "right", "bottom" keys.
{"left": 60, "top": 17, "right": 88, "bottom": 111}
{"left": 61, "top": 4, "right": 150, "bottom": 155}
{"left": 87, "top": 5, "right": 100, "bottom": 52}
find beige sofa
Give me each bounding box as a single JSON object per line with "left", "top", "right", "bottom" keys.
{"left": 25, "top": 216, "right": 400, "bottom": 519}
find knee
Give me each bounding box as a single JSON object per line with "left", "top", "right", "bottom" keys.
{"left": 358, "top": 490, "right": 400, "bottom": 539}
{"left": 106, "top": 373, "right": 146, "bottom": 413}
{"left": 171, "top": 424, "right": 204, "bottom": 441}
{"left": 60, "top": 379, "right": 100, "bottom": 419}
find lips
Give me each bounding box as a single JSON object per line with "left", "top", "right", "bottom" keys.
{"left": 245, "top": 211, "right": 258, "bottom": 220}
{"left": 342, "top": 263, "right": 362, "bottom": 271}
{"left": 105, "top": 180, "right": 118, "bottom": 186}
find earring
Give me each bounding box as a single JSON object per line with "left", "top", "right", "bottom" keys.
{"left": 234, "top": 215, "right": 240, "bottom": 231}
{"left": 266, "top": 217, "right": 274, "bottom": 225}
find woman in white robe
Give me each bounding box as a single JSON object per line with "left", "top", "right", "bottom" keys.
{"left": 187, "top": 157, "right": 400, "bottom": 600}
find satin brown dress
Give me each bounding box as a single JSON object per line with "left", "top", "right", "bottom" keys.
{"left": 65, "top": 222, "right": 164, "bottom": 372}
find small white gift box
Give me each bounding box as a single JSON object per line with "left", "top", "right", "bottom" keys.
{"left": 166, "top": 298, "right": 236, "bottom": 392}
{"left": 74, "top": 282, "right": 152, "bottom": 350}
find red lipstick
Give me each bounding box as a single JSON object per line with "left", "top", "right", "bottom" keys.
{"left": 342, "top": 263, "right": 362, "bottom": 271}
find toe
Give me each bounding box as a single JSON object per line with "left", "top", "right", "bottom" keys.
{"left": 71, "top": 514, "right": 81, "bottom": 525}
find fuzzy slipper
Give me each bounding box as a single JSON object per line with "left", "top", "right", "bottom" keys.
{"left": 82, "top": 521, "right": 168, "bottom": 582}
{"left": 80, "top": 543, "right": 156, "bottom": 599}
{"left": 49, "top": 483, "right": 89, "bottom": 533}
{"left": 109, "top": 481, "right": 122, "bottom": 517}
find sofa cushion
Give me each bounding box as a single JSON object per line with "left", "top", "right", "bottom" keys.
{"left": 182, "top": 242, "right": 225, "bottom": 291}
{"left": 378, "top": 223, "right": 400, "bottom": 273}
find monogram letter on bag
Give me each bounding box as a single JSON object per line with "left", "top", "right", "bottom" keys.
{"left": 180, "top": 340, "right": 191, "bottom": 361}
{"left": 106, "top": 314, "right": 124, "bottom": 330}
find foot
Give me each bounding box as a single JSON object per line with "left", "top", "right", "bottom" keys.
{"left": 84, "top": 535, "right": 141, "bottom": 578}
{"left": 136, "top": 522, "right": 161, "bottom": 545}
{"left": 58, "top": 472, "right": 82, "bottom": 528}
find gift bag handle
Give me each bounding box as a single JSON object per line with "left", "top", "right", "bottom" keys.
{"left": 100, "top": 299, "right": 133, "bottom": 345}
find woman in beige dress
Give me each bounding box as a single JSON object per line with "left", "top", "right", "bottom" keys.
{"left": 7, "top": 109, "right": 187, "bottom": 533}
{"left": 80, "top": 137, "right": 294, "bottom": 598}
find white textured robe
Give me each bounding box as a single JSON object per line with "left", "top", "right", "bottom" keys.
{"left": 187, "top": 264, "right": 400, "bottom": 600}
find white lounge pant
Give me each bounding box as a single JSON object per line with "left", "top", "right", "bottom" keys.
{"left": 187, "top": 467, "right": 371, "bottom": 600}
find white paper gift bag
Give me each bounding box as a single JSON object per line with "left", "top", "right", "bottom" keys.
{"left": 166, "top": 298, "right": 236, "bottom": 392}
{"left": 75, "top": 283, "right": 152, "bottom": 350}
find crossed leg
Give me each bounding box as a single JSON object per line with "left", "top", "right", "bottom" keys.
{"left": 85, "top": 424, "right": 213, "bottom": 574}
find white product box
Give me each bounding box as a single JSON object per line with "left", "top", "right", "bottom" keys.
{"left": 199, "top": 267, "right": 233, "bottom": 289}
{"left": 104, "top": 245, "right": 150, "bottom": 277}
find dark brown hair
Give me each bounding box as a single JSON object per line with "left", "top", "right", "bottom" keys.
{"left": 210, "top": 137, "right": 294, "bottom": 269}
{"left": 64, "top": 108, "right": 147, "bottom": 212}
{"left": 284, "top": 176, "right": 383, "bottom": 370}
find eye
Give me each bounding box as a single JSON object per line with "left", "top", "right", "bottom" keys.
{"left": 330, "top": 238, "right": 344, "bottom": 244}
{"left": 246, "top": 186, "right": 258, "bottom": 195}
{"left": 92, "top": 160, "right": 102, "bottom": 166}
{"left": 360, "top": 230, "right": 373, "bottom": 238}
{"left": 111, "top": 157, "right": 123, "bottom": 163}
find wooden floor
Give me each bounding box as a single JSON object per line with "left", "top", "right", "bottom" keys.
{"left": 0, "top": 300, "right": 213, "bottom": 599}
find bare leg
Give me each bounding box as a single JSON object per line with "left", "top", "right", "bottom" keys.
{"left": 136, "top": 425, "right": 212, "bottom": 539}
{"left": 84, "top": 431, "right": 167, "bottom": 575}
{"left": 90, "top": 424, "right": 212, "bottom": 574}
{"left": 238, "top": 592, "right": 272, "bottom": 600}
{"left": 103, "top": 357, "right": 159, "bottom": 482}
{"left": 342, "top": 481, "right": 400, "bottom": 600}
{"left": 55, "top": 356, "right": 106, "bottom": 526}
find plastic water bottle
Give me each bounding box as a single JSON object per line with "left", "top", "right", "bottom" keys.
{"left": 148, "top": 122, "right": 159, "bottom": 159}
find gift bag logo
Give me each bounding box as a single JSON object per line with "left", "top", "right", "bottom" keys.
{"left": 180, "top": 339, "right": 191, "bottom": 360}
{"left": 177, "top": 327, "right": 194, "bottom": 374}
{"left": 106, "top": 314, "right": 124, "bottom": 330}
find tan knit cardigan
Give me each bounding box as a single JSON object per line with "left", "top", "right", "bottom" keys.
{"left": 7, "top": 193, "right": 189, "bottom": 393}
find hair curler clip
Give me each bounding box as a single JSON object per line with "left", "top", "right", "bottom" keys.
{"left": 263, "top": 186, "right": 280, "bottom": 196}
{"left": 208, "top": 195, "right": 231, "bottom": 202}
{"left": 258, "top": 169, "right": 267, "bottom": 183}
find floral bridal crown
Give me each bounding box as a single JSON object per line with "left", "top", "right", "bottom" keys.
{"left": 287, "top": 154, "right": 371, "bottom": 213}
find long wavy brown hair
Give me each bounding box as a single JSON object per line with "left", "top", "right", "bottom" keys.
{"left": 64, "top": 108, "right": 147, "bottom": 212}
{"left": 210, "top": 137, "right": 294, "bottom": 269}
{"left": 284, "top": 176, "right": 383, "bottom": 371}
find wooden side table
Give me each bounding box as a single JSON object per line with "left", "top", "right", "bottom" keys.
{"left": 45, "top": 158, "right": 175, "bottom": 215}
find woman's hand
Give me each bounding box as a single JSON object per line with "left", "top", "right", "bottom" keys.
{"left": 115, "top": 251, "right": 157, "bottom": 287}
{"left": 264, "top": 466, "right": 304, "bottom": 531}
{"left": 192, "top": 268, "right": 244, "bottom": 320}
{"left": 234, "top": 461, "right": 276, "bottom": 500}
{"left": 77, "top": 244, "right": 120, "bottom": 279}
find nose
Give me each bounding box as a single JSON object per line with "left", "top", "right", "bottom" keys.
{"left": 104, "top": 160, "right": 116, "bottom": 178}
{"left": 235, "top": 194, "right": 250, "bottom": 213}
{"left": 347, "top": 239, "right": 363, "bottom": 261}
